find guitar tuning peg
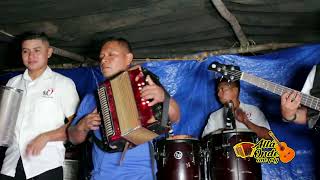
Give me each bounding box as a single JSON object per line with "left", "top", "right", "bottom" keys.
{"left": 230, "top": 66, "right": 235, "bottom": 71}
{"left": 223, "top": 72, "right": 228, "bottom": 76}
{"left": 211, "top": 64, "right": 217, "bottom": 69}
{"left": 217, "top": 67, "right": 221, "bottom": 72}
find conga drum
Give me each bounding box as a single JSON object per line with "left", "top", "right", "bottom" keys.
{"left": 155, "top": 135, "right": 201, "bottom": 180}
{"left": 63, "top": 142, "right": 80, "bottom": 180}
{"left": 64, "top": 141, "right": 93, "bottom": 180}
{"left": 202, "top": 130, "right": 261, "bottom": 180}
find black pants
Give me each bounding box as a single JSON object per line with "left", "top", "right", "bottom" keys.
{"left": 0, "top": 147, "right": 7, "bottom": 170}
{"left": 0, "top": 158, "right": 63, "bottom": 180}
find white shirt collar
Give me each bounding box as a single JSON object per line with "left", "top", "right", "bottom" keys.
{"left": 22, "top": 66, "right": 53, "bottom": 81}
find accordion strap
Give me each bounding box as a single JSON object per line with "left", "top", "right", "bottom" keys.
{"left": 148, "top": 141, "right": 157, "bottom": 180}
{"left": 92, "top": 133, "right": 126, "bottom": 153}
{"left": 142, "top": 67, "right": 170, "bottom": 127}
{"left": 161, "top": 91, "right": 170, "bottom": 127}
{"left": 92, "top": 133, "right": 109, "bottom": 151}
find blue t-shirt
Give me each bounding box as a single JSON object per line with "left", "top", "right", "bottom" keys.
{"left": 71, "top": 94, "right": 156, "bottom": 180}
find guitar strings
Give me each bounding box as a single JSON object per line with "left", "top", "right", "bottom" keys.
{"left": 215, "top": 68, "right": 320, "bottom": 110}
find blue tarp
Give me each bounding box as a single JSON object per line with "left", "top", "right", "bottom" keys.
{"left": 1, "top": 44, "right": 320, "bottom": 179}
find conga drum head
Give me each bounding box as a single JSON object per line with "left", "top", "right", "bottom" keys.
{"left": 167, "top": 135, "right": 195, "bottom": 140}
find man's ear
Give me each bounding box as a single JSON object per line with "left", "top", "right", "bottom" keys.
{"left": 126, "top": 52, "right": 133, "bottom": 66}
{"left": 234, "top": 87, "right": 240, "bottom": 96}
{"left": 47, "top": 47, "right": 53, "bottom": 59}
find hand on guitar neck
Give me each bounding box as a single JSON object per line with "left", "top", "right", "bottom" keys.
{"left": 281, "top": 91, "right": 307, "bottom": 124}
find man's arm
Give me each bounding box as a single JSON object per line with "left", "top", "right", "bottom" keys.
{"left": 235, "top": 109, "right": 271, "bottom": 139}
{"left": 26, "top": 115, "right": 75, "bottom": 156}
{"left": 242, "top": 120, "right": 271, "bottom": 139}
{"left": 68, "top": 109, "right": 101, "bottom": 145}
{"left": 168, "top": 98, "right": 180, "bottom": 123}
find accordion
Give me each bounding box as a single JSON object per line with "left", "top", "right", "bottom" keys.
{"left": 233, "top": 142, "right": 255, "bottom": 158}
{"left": 97, "top": 67, "right": 170, "bottom": 152}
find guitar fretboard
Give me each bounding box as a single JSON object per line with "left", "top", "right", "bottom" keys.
{"left": 268, "top": 131, "right": 281, "bottom": 146}
{"left": 241, "top": 72, "right": 320, "bottom": 111}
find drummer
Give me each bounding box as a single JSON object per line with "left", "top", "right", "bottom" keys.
{"left": 202, "top": 76, "right": 271, "bottom": 139}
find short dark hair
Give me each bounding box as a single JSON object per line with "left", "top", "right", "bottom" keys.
{"left": 217, "top": 77, "right": 240, "bottom": 89}
{"left": 19, "top": 31, "right": 50, "bottom": 45}
{"left": 102, "top": 37, "right": 132, "bottom": 53}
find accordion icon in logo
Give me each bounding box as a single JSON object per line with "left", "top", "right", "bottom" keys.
{"left": 233, "top": 142, "right": 255, "bottom": 158}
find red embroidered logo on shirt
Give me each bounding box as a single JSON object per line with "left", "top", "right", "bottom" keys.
{"left": 42, "top": 88, "right": 54, "bottom": 97}
{"left": 246, "top": 112, "right": 252, "bottom": 118}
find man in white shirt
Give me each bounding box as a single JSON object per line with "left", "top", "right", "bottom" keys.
{"left": 202, "top": 78, "right": 270, "bottom": 139}
{"left": 0, "top": 32, "right": 79, "bottom": 180}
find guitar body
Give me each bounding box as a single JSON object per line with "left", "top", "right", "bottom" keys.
{"left": 275, "top": 142, "right": 295, "bottom": 163}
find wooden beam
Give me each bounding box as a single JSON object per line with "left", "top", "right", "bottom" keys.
{"left": 1, "top": 42, "right": 302, "bottom": 72}
{"left": 210, "top": 0, "right": 249, "bottom": 47}
{"left": 52, "top": 47, "right": 96, "bottom": 63}
{"left": 134, "top": 43, "right": 302, "bottom": 61}
{"left": 1, "top": 62, "right": 100, "bottom": 72}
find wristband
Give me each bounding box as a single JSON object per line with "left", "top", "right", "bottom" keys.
{"left": 282, "top": 114, "right": 297, "bottom": 122}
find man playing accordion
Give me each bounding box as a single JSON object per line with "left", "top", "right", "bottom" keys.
{"left": 68, "top": 37, "right": 180, "bottom": 180}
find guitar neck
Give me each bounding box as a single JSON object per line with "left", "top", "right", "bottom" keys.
{"left": 241, "top": 72, "right": 320, "bottom": 111}
{"left": 268, "top": 131, "right": 281, "bottom": 146}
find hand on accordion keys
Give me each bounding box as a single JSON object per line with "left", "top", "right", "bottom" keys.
{"left": 140, "top": 75, "right": 165, "bottom": 107}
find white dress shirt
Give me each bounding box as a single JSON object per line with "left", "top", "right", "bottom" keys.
{"left": 301, "top": 65, "right": 316, "bottom": 95}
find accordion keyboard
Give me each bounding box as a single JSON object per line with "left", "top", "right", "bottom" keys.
{"left": 97, "top": 86, "right": 114, "bottom": 137}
